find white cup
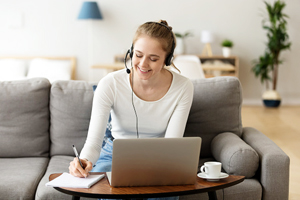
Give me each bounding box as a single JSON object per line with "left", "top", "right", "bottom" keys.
{"left": 200, "top": 162, "right": 222, "bottom": 178}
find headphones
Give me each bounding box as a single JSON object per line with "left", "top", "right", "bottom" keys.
{"left": 124, "top": 21, "right": 176, "bottom": 74}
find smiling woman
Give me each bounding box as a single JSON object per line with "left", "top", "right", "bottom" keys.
{"left": 69, "top": 20, "right": 194, "bottom": 200}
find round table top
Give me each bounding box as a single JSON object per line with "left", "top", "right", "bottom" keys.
{"left": 49, "top": 172, "right": 244, "bottom": 199}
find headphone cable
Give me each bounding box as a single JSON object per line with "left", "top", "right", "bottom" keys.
{"left": 131, "top": 62, "right": 139, "bottom": 138}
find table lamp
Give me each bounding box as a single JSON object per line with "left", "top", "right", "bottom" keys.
{"left": 78, "top": 1, "right": 103, "bottom": 20}
{"left": 77, "top": 1, "right": 103, "bottom": 81}
{"left": 201, "top": 30, "right": 213, "bottom": 56}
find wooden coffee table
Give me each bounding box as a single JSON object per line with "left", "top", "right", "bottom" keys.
{"left": 49, "top": 172, "right": 244, "bottom": 200}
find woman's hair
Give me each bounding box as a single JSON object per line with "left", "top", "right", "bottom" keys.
{"left": 132, "top": 20, "right": 179, "bottom": 71}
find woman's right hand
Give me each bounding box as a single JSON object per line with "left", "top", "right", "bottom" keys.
{"left": 69, "top": 157, "right": 93, "bottom": 178}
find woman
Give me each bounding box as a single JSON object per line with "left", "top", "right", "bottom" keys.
{"left": 69, "top": 20, "right": 194, "bottom": 200}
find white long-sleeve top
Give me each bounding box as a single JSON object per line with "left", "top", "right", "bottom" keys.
{"left": 80, "top": 69, "right": 194, "bottom": 165}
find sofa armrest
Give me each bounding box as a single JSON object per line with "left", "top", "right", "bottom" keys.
{"left": 211, "top": 132, "right": 259, "bottom": 178}
{"left": 242, "top": 127, "right": 290, "bottom": 200}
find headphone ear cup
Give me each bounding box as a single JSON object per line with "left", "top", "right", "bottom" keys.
{"left": 124, "top": 48, "right": 131, "bottom": 74}
{"left": 165, "top": 54, "right": 173, "bottom": 66}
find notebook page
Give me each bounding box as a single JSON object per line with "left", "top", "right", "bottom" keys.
{"left": 46, "top": 172, "right": 105, "bottom": 188}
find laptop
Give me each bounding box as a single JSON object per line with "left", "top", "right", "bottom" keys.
{"left": 106, "top": 137, "right": 202, "bottom": 187}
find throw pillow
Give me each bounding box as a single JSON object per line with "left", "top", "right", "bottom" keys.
{"left": 27, "top": 58, "right": 72, "bottom": 83}
{"left": 0, "top": 59, "right": 27, "bottom": 81}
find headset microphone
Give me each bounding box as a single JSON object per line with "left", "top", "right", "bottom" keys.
{"left": 124, "top": 46, "right": 133, "bottom": 74}
{"left": 124, "top": 45, "right": 139, "bottom": 138}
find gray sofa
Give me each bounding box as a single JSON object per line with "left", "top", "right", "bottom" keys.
{"left": 0, "top": 77, "right": 289, "bottom": 200}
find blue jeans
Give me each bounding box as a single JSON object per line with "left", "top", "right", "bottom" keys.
{"left": 91, "top": 138, "right": 179, "bottom": 200}
{"left": 91, "top": 138, "right": 113, "bottom": 172}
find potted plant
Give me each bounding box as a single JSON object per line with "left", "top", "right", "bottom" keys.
{"left": 221, "top": 39, "right": 234, "bottom": 57}
{"left": 252, "top": 0, "right": 291, "bottom": 107}
{"left": 174, "top": 31, "right": 192, "bottom": 54}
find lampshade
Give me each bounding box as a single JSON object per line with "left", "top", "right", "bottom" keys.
{"left": 78, "top": 1, "right": 103, "bottom": 20}
{"left": 201, "top": 30, "right": 213, "bottom": 43}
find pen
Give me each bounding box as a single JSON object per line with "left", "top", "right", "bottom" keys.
{"left": 72, "top": 145, "right": 85, "bottom": 171}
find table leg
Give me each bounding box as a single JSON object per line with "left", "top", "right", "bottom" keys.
{"left": 72, "top": 196, "right": 80, "bottom": 200}
{"left": 208, "top": 191, "right": 218, "bottom": 200}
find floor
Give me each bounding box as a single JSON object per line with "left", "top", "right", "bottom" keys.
{"left": 241, "top": 106, "right": 300, "bottom": 200}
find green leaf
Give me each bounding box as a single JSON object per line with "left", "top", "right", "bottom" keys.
{"left": 221, "top": 39, "right": 234, "bottom": 47}
{"left": 174, "top": 33, "right": 183, "bottom": 38}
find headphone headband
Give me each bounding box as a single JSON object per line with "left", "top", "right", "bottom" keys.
{"left": 124, "top": 21, "right": 175, "bottom": 73}
{"left": 144, "top": 22, "right": 175, "bottom": 66}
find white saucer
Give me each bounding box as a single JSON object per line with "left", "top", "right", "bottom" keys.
{"left": 197, "top": 172, "right": 229, "bottom": 181}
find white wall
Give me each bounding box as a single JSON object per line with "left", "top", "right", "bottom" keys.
{"left": 0, "top": 0, "right": 299, "bottom": 105}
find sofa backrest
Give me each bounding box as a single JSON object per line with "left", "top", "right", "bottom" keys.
{"left": 0, "top": 76, "right": 243, "bottom": 159}
{"left": 184, "top": 76, "right": 243, "bottom": 158}
{"left": 49, "top": 77, "right": 242, "bottom": 159}
{"left": 0, "top": 78, "right": 50, "bottom": 157}
{"left": 50, "top": 80, "right": 95, "bottom": 157}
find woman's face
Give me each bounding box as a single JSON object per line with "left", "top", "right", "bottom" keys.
{"left": 132, "top": 35, "right": 167, "bottom": 81}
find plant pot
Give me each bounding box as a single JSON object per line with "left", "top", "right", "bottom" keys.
{"left": 175, "top": 38, "right": 185, "bottom": 54}
{"left": 262, "top": 90, "right": 281, "bottom": 107}
{"left": 222, "top": 47, "right": 231, "bottom": 57}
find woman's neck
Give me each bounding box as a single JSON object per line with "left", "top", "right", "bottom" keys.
{"left": 130, "top": 69, "right": 173, "bottom": 101}
{"left": 131, "top": 68, "right": 168, "bottom": 89}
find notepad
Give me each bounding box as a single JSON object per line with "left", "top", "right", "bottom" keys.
{"left": 46, "top": 172, "right": 105, "bottom": 188}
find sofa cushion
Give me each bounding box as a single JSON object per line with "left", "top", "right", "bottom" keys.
{"left": 36, "top": 155, "right": 92, "bottom": 200}
{"left": 50, "top": 80, "right": 95, "bottom": 156}
{"left": 184, "top": 77, "right": 243, "bottom": 158}
{"left": 211, "top": 132, "right": 259, "bottom": 178}
{"left": 0, "top": 157, "right": 49, "bottom": 200}
{"left": 0, "top": 78, "right": 50, "bottom": 157}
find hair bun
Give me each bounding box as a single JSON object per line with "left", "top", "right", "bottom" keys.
{"left": 159, "top": 19, "right": 172, "bottom": 31}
